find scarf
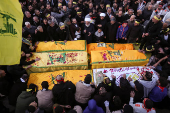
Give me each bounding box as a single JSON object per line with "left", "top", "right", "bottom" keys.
{"left": 158, "top": 85, "right": 165, "bottom": 92}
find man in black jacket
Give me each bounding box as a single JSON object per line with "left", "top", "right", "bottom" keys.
{"left": 47, "top": 19, "right": 58, "bottom": 41}
{"left": 105, "top": 17, "right": 119, "bottom": 43}
{"left": 139, "top": 15, "right": 163, "bottom": 52}
{"left": 8, "top": 74, "right": 29, "bottom": 106}
{"left": 126, "top": 19, "right": 143, "bottom": 43}
{"left": 56, "top": 22, "right": 69, "bottom": 42}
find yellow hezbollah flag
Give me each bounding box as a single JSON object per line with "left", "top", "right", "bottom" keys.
{"left": 0, "top": 0, "right": 23, "bottom": 65}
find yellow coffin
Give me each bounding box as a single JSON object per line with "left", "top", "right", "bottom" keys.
{"left": 27, "top": 70, "right": 92, "bottom": 90}
{"left": 36, "top": 40, "right": 87, "bottom": 52}
{"left": 26, "top": 51, "right": 88, "bottom": 73}
{"left": 87, "top": 43, "right": 134, "bottom": 55}
{"left": 91, "top": 50, "right": 149, "bottom": 69}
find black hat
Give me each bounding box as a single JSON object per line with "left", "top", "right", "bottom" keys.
{"left": 55, "top": 106, "right": 64, "bottom": 113}
{"left": 41, "top": 81, "right": 49, "bottom": 89}
{"left": 124, "top": 105, "right": 133, "bottom": 113}
{"left": 134, "top": 80, "right": 143, "bottom": 93}
{"left": 84, "top": 74, "right": 92, "bottom": 84}
{"left": 68, "top": 110, "right": 77, "bottom": 113}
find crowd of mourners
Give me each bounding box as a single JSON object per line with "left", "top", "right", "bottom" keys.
{"left": 1, "top": 0, "right": 170, "bottom": 113}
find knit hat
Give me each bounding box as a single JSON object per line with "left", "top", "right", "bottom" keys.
{"left": 123, "top": 105, "right": 133, "bottom": 113}
{"left": 55, "top": 106, "right": 64, "bottom": 113}
{"left": 84, "top": 74, "right": 91, "bottom": 84}
{"left": 134, "top": 80, "right": 143, "bottom": 92}
{"left": 68, "top": 110, "right": 77, "bottom": 113}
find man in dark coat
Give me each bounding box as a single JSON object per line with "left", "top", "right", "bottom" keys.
{"left": 70, "top": 18, "right": 80, "bottom": 40}
{"left": 52, "top": 75, "right": 76, "bottom": 107}
{"left": 56, "top": 22, "right": 69, "bottom": 41}
{"left": 82, "top": 18, "right": 95, "bottom": 44}
{"left": 75, "top": 9, "right": 85, "bottom": 28}
{"left": 105, "top": 17, "right": 119, "bottom": 43}
{"left": 139, "top": 15, "right": 163, "bottom": 51}
{"left": 8, "top": 74, "right": 29, "bottom": 106}
{"left": 95, "top": 13, "right": 107, "bottom": 35}
{"left": 47, "top": 20, "right": 58, "bottom": 41}
{"left": 34, "top": 26, "right": 48, "bottom": 43}
{"left": 126, "top": 19, "right": 143, "bottom": 43}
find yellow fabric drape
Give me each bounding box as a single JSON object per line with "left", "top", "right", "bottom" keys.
{"left": 91, "top": 50, "right": 149, "bottom": 69}
{"left": 87, "top": 43, "right": 134, "bottom": 55}
{"left": 27, "top": 70, "right": 93, "bottom": 90}
{"left": 26, "top": 51, "right": 88, "bottom": 73}
{"left": 36, "top": 40, "right": 87, "bottom": 52}
{"left": 0, "top": 0, "right": 23, "bottom": 65}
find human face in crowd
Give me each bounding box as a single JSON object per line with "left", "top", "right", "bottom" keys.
{"left": 43, "top": 19, "right": 48, "bottom": 24}
{"left": 46, "top": 4, "right": 51, "bottom": 10}
{"left": 29, "top": 101, "right": 38, "bottom": 110}
{"left": 158, "top": 5, "right": 163, "bottom": 10}
{"left": 128, "top": 10, "right": 133, "bottom": 15}
{"left": 148, "top": 5, "right": 152, "bottom": 10}
{"left": 151, "top": 0, "right": 155, "bottom": 4}
{"left": 89, "top": 3, "right": 93, "bottom": 9}
{"left": 50, "top": 22, "right": 55, "bottom": 27}
{"left": 130, "top": 15, "right": 135, "bottom": 21}
{"left": 100, "top": 16, "right": 105, "bottom": 20}
{"left": 58, "top": 0, "right": 63, "bottom": 3}
{"left": 152, "top": 17, "right": 159, "bottom": 23}
{"left": 122, "top": 23, "right": 127, "bottom": 27}
{"left": 35, "top": 10, "right": 40, "bottom": 16}
{"left": 0, "top": 70, "right": 6, "bottom": 78}
{"left": 38, "top": 27, "right": 43, "bottom": 32}
{"left": 98, "top": 29, "right": 102, "bottom": 33}
{"left": 118, "top": 7, "right": 123, "bottom": 11}
{"left": 124, "top": 0, "right": 128, "bottom": 4}
{"left": 89, "top": 12, "right": 93, "bottom": 16}
{"left": 100, "top": 4, "right": 104, "bottom": 9}
{"left": 40, "top": 0, "right": 43, "bottom": 2}
{"left": 20, "top": 2, "right": 24, "bottom": 8}
{"left": 33, "top": 17, "right": 39, "bottom": 22}
{"left": 28, "top": 5, "right": 33, "bottom": 11}
{"left": 134, "top": 22, "right": 139, "bottom": 26}
{"left": 72, "top": 19, "right": 77, "bottom": 24}
{"left": 68, "top": 2, "right": 72, "bottom": 8}
{"left": 107, "top": 8, "right": 112, "bottom": 14}
{"left": 138, "top": 0, "right": 143, "bottom": 3}
{"left": 110, "top": 20, "right": 115, "bottom": 24}
{"left": 113, "top": 3, "right": 118, "bottom": 9}
{"left": 162, "top": 23, "right": 168, "bottom": 29}
{"left": 118, "top": 11, "right": 123, "bottom": 17}
{"left": 85, "top": 21, "right": 90, "bottom": 26}
{"left": 26, "top": 12, "right": 31, "bottom": 18}
{"left": 63, "top": 6, "right": 67, "bottom": 11}
{"left": 105, "top": 78, "right": 110, "bottom": 84}
{"left": 75, "top": 7, "right": 79, "bottom": 11}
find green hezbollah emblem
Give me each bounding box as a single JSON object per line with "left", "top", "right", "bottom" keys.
{"left": 0, "top": 11, "right": 17, "bottom": 35}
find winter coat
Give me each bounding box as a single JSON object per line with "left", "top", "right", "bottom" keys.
{"left": 105, "top": 22, "right": 119, "bottom": 41}
{"left": 75, "top": 82, "right": 95, "bottom": 104}
{"left": 82, "top": 24, "right": 95, "bottom": 44}
{"left": 15, "top": 91, "right": 36, "bottom": 113}
{"left": 83, "top": 99, "right": 105, "bottom": 113}
{"left": 8, "top": 79, "right": 27, "bottom": 106}
{"left": 149, "top": 85, "right": 167, "bottom": 102}
{"left": 116, "top": 25, "right": 129, "bottom": 39}
{"left": 36, "top": 90, "right": 53, "bottom": 112}
{"left": 56, "top": 26, "right": 69, "bottom": 41}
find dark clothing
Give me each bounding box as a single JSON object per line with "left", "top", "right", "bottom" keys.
{"left": 34, "top": 31, "right": 48, "bottom": 43}
{"left": 139, "top": 20, "right": 163, "bottom": 50}
{"left": 43, "top": 8, "right": 53, "bottom": 15}
{"left": 95, "top": 18, "right": 107, "bottom": 34}
{"left": 15, "top": 91, "right": 36, "bottom": 113}
{"left": 56, "top": 26, "right": 69, "bottom": 41}
{"left": 20, "top": 56, "right": 35, "bottom": 66}
{"left": 8, "top": 79, "right": 27, "bottom": 106}
{"left": 116, "top": 15, "right": 125, "bottom": 24}
{"left": 75, "top": 15, "right": 84, "bottom": 27}
{"left": 124, "top": 14, "right": 132, "bottom": 21}
{"left": 97, "top": 81, "right": 114, "bottom": 93}
{"left": 113, "top": 78, "right": 131, "bottom": 106}
{"left": 133, "top": 90, "right": 144, "bottom": 103}
{"left": 23, "top": 17, "right": 33, "bottom": 26}
{"left": 23, "top": 26, "right": 37, "bottom": 36}
{"left": 105, "top": 22, "right": 119, "bottom": 43}
{"left": 41, "top": 23, "right": 49, "bottom": 33}
{"left": 142, "top": 9, "right": 153, "bottom": 21}
{"left": 0, "top": 77, "right": 9, "bottom": 96}
{"left": 159, "top": 34, "right": 170, "bottom": 47}
{"left": 126, "top": 24, "right": 143, "bottom": 43}
{"left": 33, "top": 21, "right": 41, "bottom": 27}
{"left": 82, "top": 24, "right": 95, "bottom": 44}
{"left": 70, "top": 23, "right": 80, "bottom": 39}
{"left": 47, "top": 25, "right": 58, "bottom": 41}
{"left": 52, "top": 81, "right": 76, "bottom": 107}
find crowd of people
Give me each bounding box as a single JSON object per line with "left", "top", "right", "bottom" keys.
{"left": 1, "top": 0, "right": 170, "bottom": 113}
